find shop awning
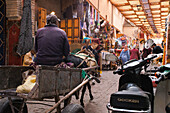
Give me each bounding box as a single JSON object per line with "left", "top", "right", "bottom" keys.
{"left": 110, "top": 0, "right": 169, "bottom": 34}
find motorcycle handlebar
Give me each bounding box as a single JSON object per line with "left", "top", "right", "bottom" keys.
{"left": 155, "top": 71, "right": 170, "bottom": 84}
{"left": 146, "top": 55, "right": 157, "bottom": 60}
{"left": 113, "top": 55, "right": 157, "bottom": 75}
{"left": 113, "top": 69, "right": 122, "bottom": 75}
{"left": 113, "top": 70, "right": 119, "bottom": 74}
{"left": 155, "top": 75, "right": 163, "bottom": 84}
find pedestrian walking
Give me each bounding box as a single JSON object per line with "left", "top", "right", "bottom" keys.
{"left": 151, "top": 43, "right": 163, "bottom": 54}
{"left": 142, "top": 47, "right": 152, "bottom": 59}
{"left": 151, "top": 43, "right": 163, "bottom": 62}
{"left": 119, "top": 45, "right": 130, "bottom": 65}
{"left": 130, "top": 45, "right": 140, "bottom": 60}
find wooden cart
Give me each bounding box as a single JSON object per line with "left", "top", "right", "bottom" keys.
{"left": 101, "top": 51, "right": 118, "bottom": 70}
{"left": 0, "top": 65, "right": 98, "bottom": 113}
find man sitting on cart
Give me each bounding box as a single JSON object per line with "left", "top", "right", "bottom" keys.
{"left": 34, "top": 14, "right": 70, "bottom": 66}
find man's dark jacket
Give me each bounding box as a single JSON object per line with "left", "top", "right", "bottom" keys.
{"left": 153, "top": 46, "right": 163, "bottom": 54}
{"left": 35, "top": 25, "right": 70, "bottom": 66}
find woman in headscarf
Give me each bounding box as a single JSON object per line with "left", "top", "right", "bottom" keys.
{"left": 130, "top": 45, "right": 140, "bottom": 60}
{"left": 119, "top": 45, "right": 130, "bottom": 65}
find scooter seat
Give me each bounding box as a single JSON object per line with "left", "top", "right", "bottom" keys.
{"left": 110, "top": 86, "right": 150, "bottom": 111}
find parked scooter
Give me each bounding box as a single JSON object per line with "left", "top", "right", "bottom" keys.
{"left": 153, "top": 63, "right": 170, "bottom": 113}
{"left": 107, "top": 55, "right": 158, "bottom": 113}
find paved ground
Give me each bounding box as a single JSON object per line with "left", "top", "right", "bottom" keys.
{"left": 27, "top": 71, "right": 120, "bottom": 113}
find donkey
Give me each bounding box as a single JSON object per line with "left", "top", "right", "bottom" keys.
{"left": 65, "top": 47, "right": 103, "bottom": 107}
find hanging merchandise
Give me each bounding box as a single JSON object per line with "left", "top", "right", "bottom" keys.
{"left": 98, "top": 12, "right": 100, "bottom": 28}
{"left": 94, "top": 28, "right": 99, "bottom": 33}
{"left": 101, "top": 21, "right": 107, "bottom": 27}
{"left": 90, "top": 6, "right": 94, "bottom": 25}
{"left": 117, "top": 35, "right": 128, "bottom": 47}
{"left": 85, "top": 2, "right": 90, "bottom": 35}
{"left": 16, "top": 0, "right": 33, "bottom": 56}
{"left": 78, "top": 1, "right": 84, "bottom": 29}
{"left": 94, "top": 9, "right": 97, "bottom": 21}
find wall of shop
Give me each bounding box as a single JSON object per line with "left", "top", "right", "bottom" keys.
{"left": 35, "top": 0, "right": 79, "bottom": 20}
{"left": 61, "top": 0, "right": 77, "bottom": 12}
{"left": 98, "top": 0, "right": 107, "bottom": 18}
{"left": 36, "top": 0, "right": 61, "bottom": 17}
{"left": 107, "top": 1, "right": 112, "bottom": 24}
{"left": 123, "top": 27, "right": 138, "bottom": 39}
{"left": 113, "top": 6, "right": 125, "bottom": 33}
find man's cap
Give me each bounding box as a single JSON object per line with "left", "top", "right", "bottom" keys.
{"left": 46, "top": 14, "right": 60, "bottom": 22}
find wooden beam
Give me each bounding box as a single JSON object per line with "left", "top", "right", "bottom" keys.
{"left": 130, "top": 20, "right": 140, "bottom": 22}
{"left": 160, "top": 0, "right": 169, "bottom": 1}
{"left": 152, "top": 13, "right": 161, "bottom": 15}
{"left": 127, "top": 0, "right": 140, "bottom": 1}
{"left": 160, "top": 11, "right": 168, "bottom": 13}
{"left": 151, "top": 8, "right": 161, "bottom": 10}
{"left": 160, "top": 5, "right": 169, "bottom": 8}
{"left": 150, "top": 2, "right": 160, "bottom": 5}
{"left": 123, "top": 14, "right": 137, "bottom": 16}
{"left": 126, "top": 17, "right": 139, "bottom": 19}
{"left": 118, "top": 9, "right": 134, "bottom": 11}
{"left": 161, "top": 5, "right": 170, "bottom": 7}
{"left": 115, "top": 3, "right": 130, "bottom": 7}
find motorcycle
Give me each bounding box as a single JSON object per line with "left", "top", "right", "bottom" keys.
{"left": 106, "top": 55, "right": 170, "bottom": 113}
{"left": 153, "top": 63, "right": 170, "bottom": 113}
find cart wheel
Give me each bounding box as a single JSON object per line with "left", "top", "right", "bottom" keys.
{"left": 62, "top": 104, "right": 85, "bottom": 113}
{"left": 0, "top": 97, "right": 28, "bottom": 113}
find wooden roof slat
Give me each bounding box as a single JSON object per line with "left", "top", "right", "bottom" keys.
{"left": 149, "top": 0, "right": 161, "bottom": 3}
{"left": 150, "top": 8, "right": 161, "bottom": 10}
{"left": 161, "top": 7, "right": 169, "bottom": 11}
{"left": 160, "top": 0, "right": 169, "bottom": 2}
{"left": 150, "top": 2, "right": 160, "bottom": 5}
{"left": 152, "top": 10, "right": 161, "bottom": 13}
{"left": 111, "top": 0, "right": 128, "bottom": 4}
{"left": 110, "top": 0, "right": 169, "bottom": 34}
{"left": 161, "top": 1, "right": 169, "bottom": 5}
{"left": 150, "top": 5, "right": 160, "bottom": 9}
{"left": 124, "top": 13, "right": 145, "bottom": 16}
{"left": 122, "top": 13, "right": 136, "bottom": 15}
{"left": 118, "top": 5, "right": 132, "bottom": 10}
{"left": 115, "top": 3, "right": 130, "bottom": 7}
{"left": 117, "top": 9, "right": 134, "bottom": 11}
{"left": 153, "top": 15, "right": 161, "bottom": 17}
{"left": 153, "top": 18, "right": 161, "bottom": 20}
{"left": 128, "top": 1, "right": 140, "bottom": 5}
{"left": 126, "top": 17, "right": 139, "bottom": 19}
{"left": 127, "top": 0, "right": 139, "bottom": 1}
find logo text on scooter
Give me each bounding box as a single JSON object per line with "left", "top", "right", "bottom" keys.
{"left": 117, "top": 98, "right": 140, "bottom": 103}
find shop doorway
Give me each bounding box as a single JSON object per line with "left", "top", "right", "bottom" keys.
{"left": 0, "top": 0, "right": 6, "bottom": 65}
{"left": 60, "top": 18, "right": 80, "bottom": 45}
